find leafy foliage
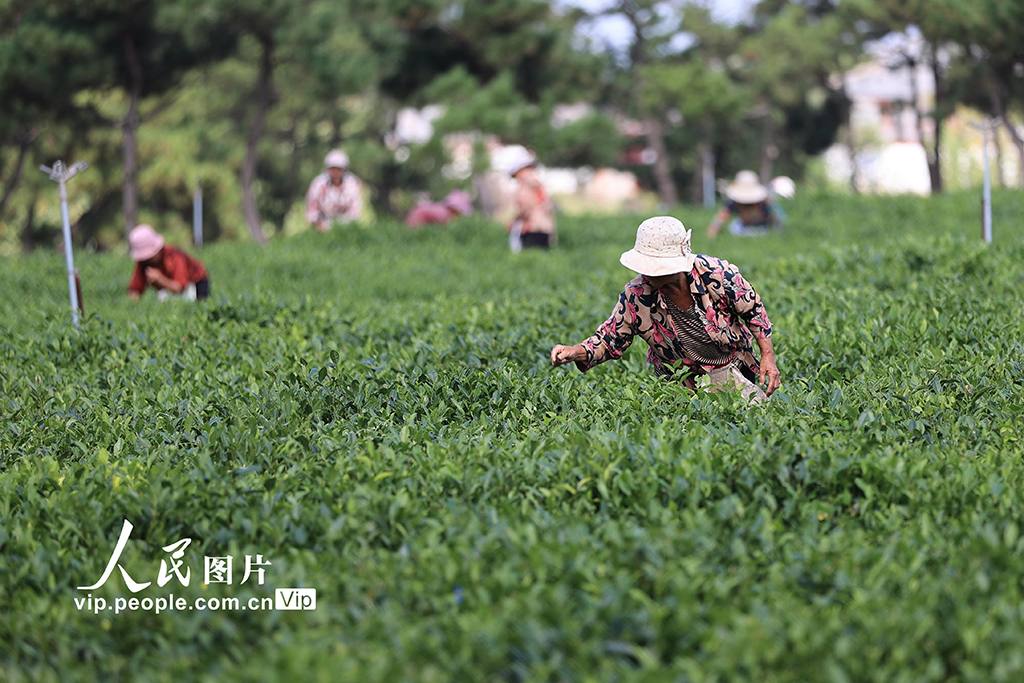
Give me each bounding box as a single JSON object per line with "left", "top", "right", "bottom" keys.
{"left": 2, "top": 193, "right": 1024, "bottom": 679}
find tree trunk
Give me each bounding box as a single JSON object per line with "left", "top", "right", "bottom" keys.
{"left": 992, "top": 79, "right": 1024, "bottom": 186}
{"left": 644, "top": 115, "right": 677, "bottom": 207}
{"left": 1000, "top": 114, "right": 1024, "bottom": 188}
{"left": 905, "top": 53, "right": 940, "bottom": 193}
{"left": 123, "top": 36, "right": 143, "bottom": 236}
{"left": 840, "top": 81, "right": 859, "bottom": 193}
{"left": 844, "top": 124, "right": 859, "bottom": 193}
{"left": 20, "top": 192, "right": 36, "bottom": 254}
{"left": 759, "top": 107, "right": 776, "bottom": 183}
{"left": 241, "top": 36, "right": 273, "bottom": 246}
{"left": 0, "top": 135, "right": 30, "bottom": 219}
{"left": 927, "top": 47, "right": 943, "bottom": 194}
{"left": 693, "top": 140, "right": 709, "bottom": 204}
{"left": 287, "top": 115, "right": 301, "bottom": 199}
{"left": 621, "top": 4, "right": 677, "bottom": 208}
{"left": 991, "top": 120, "right": 1005, "bottom": 188}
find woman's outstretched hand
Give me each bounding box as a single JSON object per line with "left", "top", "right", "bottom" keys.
{"left": 550, "top": 344, "right": 582, "bottom": 367}
{"left": 758, "top": 354, "right": 781, "bottom": 396}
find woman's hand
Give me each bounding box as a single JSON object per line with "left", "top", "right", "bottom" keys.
{"left": 144, "top": 267, "right": 164, "bottom": 285}
{"left": 550, "top": 344, "right": 583, "bottom": 367}
{"left": 756, "top": 338, "right": 781, "bottom": 396}
{"left": 145, "top": 268, "right": 184, "bottom": 293}
{"left": 759, "top": 356, "right": 781, "bottom": 395}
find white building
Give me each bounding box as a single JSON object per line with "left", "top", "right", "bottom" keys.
{"left": 823, "top": 57, "right": 935, "bottom": 195}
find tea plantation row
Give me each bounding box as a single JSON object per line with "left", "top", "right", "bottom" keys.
{"left": 2, "top": 192, "right": 1024, "bottom": 681}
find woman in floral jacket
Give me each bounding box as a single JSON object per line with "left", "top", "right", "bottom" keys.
{"left": 550, "top": 216, "right": 781, "bottom": 402}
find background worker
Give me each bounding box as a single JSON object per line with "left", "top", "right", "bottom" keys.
{"left": 127, "top": 224, "right": 209, "bottom": 301}
{"left": 305, "top": 149, "right": 363, "bottom": 232}
{"left": 405, "top": 189, "right": 473, "bottom": 228}
{"left": 706, "top": 170, "right": 785, "bottom": 238}
{"left": 507, "top": 153, "right": 555, "bottom": 251}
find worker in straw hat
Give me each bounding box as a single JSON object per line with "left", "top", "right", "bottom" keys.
{"left": 706, "top": 170, "right": 785, "bottom": 238}
{"left": 126, "top": 224, "right": 209, "bottom": 301}
{"left": 305, "top": 149, "right": 363, "bottom": 232}
{"left": 551, "top": 216, "right": 780, "bottom": 402}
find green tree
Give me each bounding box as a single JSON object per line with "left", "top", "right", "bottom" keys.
{"left": 580, "top": 0, "right": 684, "bottom": 206}
{"left": 964, "top": 0, "right": 1024, "bottom": 183}
{"left": 0, "top": 2, "right": 94, "bottom": 227}
{"left": 41, "top": 0, "right": 233, "bottom": 237}
{"left": 844, "top": 0, "right": 978, "bottom": 193}
{"left": 735, "top": 1, "right": 852, "bottom": 182}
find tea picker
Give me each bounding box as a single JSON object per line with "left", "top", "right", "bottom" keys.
{"left": 551, "top": 216, "right": 781, "bottom": 402}
{"left": 40, "top": 160, "right": 88, "bottom": 327}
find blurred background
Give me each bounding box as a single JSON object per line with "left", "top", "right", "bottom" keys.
{"left": 1, "top": 0, "right": 1020, "bottom": 254}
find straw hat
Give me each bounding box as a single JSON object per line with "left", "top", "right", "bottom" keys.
{"left": 128, "top": 224, "right": 164, "bottom": 262}
{"left": 726, "top": 170, "right": 769, "bottom": 204}
{"left": 619, "top": 216, "right": 696, "bottom": 277}
{"left": 324, "top": 149, "right": 350, "bottom": 169}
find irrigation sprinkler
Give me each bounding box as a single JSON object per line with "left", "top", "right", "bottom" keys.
{"left": 969, "top": 120, "right": 998, "bottom": 244}
{"left": 40, "top": 160, "right": 89, "bottom": 327}
{"left": 193, "top": 180, "right": 203, "bottom": 248}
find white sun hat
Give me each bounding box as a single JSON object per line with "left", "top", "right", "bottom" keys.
{"left": 324, "top": 149, "right": 350, "bottom": 169}
{"left": 771, "top": 175, "right": 796, "bottom": 199}
{"left": 726, "top": 170, "right": 769, "bottom": 204}
{"left": 619, "top": 216, "right": 696, "bottom": 277}
{"left": 504, "top": 147, "right": 536, "bottom": 177}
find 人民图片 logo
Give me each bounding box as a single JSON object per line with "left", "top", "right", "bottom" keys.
{"left": 77, "top": 520, "right": 272, "bottom": 592}
{"left": 72, "top": 520, "right": 314, "bottom": 615}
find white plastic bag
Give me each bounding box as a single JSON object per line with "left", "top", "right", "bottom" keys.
{"left": 509, "top": 219, "right": 523, "bottom": 253}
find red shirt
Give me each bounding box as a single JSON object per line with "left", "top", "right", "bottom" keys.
{"left": 128, "top": 246, "right": 208, "bottom": 295}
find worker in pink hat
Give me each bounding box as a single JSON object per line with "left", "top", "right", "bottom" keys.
{"left": 404, "top": 189, "right": 473, "bottom": 228}
{"left": 305, "top": 149, "right": 363, "bottom": 231}
{"left": 127, "top": 225, "right": 209, "bottom": 301}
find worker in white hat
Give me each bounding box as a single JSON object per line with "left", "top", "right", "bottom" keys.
{"left": 706, "top": 170, "right": 785, "bottom": 238}
{"left": 551, "top": 216, "right": 780, "bottom": 402}
{"left": 506, "top": 150, "right": 555, "bottom": 251}
{"left": 305, "top": 149, "right": 363, "bottom": 231}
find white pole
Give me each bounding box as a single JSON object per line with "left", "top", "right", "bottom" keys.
{"left": 981, "top": 127, "right": 992, "bottom": 244}
{"left": 58, "top": 177, "right": 80, "bottom": 326}
{"left": 970, "top": 121, "right": 996, "bottom": 244}
{"left": 41, "top": 161, "right": 88, "bottom": 327}
{"left": 193, "top": 181, "right": 203, "bottom": 248}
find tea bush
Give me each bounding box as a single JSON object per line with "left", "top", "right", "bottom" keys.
{"left": 2, "top": 192, "right": 1024, "bottom": 681}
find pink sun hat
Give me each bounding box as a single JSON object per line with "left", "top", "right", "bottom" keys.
{"left": 443, "top": 189, "right": 473, "bottom": 215}
{"left": 128, "top": 224, "right": 164, "bottom": 262}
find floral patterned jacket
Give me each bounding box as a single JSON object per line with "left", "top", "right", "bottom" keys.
{"left": 575, "top": 255, "right": 773, "bottom": 387}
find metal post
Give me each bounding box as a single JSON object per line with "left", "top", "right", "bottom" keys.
{"left": 40, "top": 160, "right": 89, "bottom": 327}
{"left": 981, "top": 127, "right": 992, "bottom": 244}
{"left": 193, "top": 181, "right": 203, "bottom": 248}
{"left": 970, "top": 121, "right": 997, "bottom": 244}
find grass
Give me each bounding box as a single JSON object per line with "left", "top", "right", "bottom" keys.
{"left": 1, "top": 190, "right": 1024, "bottom": 681}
